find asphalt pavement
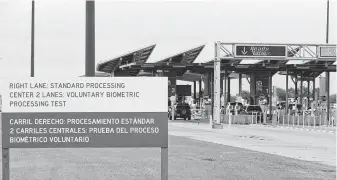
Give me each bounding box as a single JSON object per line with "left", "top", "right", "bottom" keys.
{"left": 0, "top": 116, "right": 336, "bottom": 180}
{"left": 0, "top": 134, "right": 335, "bottom": 180}
{"left": 169, "top": 120, "right": 336, "bottom": 167}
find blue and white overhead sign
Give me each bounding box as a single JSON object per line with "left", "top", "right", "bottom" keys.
{"left": 234, "top": 44, "right": 287, "bottom": 58}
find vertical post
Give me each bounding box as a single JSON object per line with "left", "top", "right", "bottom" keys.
{"left": 269, "top": 72, "right": 272, "bottom": 121}
{"left": 31, "top": 0, "right": 35, "bottom": 77}
{"left": 313, "top": 73, "right": 316, "bottom": 109}
{"left": 282, "top": 113, "right": 287, "bottom": 126}
{"left": 307, "top": 81, "right": 310, "bottom": 109}
{"left": 297, "top": 113, "right": 299, "bottom": 126}
{"left": 2, "top": 148, "right": 9, "bottom": 180}
{"left": 161, "top": 147, "right": 168, "bottom": 180}
{"left": 171, "top": 98, "right": 175, "bottom": 121}
{"left": 193, "top": 81, "right": 196, "bottom": 101}
{"left": 250, "top": 73, "right": 256, "bottom": 105}
{"left": 198, "top": 80, "right": 202, "bottom": 107}
{"left": 223, "top": 70, "right": 227, "bottom": 114}
{"left": 227, "top": 77, "right": 231, "bottom": 103}
{"left": 85, "top": 0, "right": 95, "bottom": 77}
{"left": 214, "top": 41, "right": 221, "bottom": 124}
{"left": 300, "top": 71, "right": 303, "bottom": 106}
{"left": 325, "top": 0, "right": 330, "bottom": 126}
{"left": 211, "top": 71, "right": 214, "bottom": 123}
{"left": 320, "top": 114, "right": 322, "bottom": 129}
{"left": 239, "top": 73, "right": 242, "bottom": 96}
{"left": 326, "top": 72, "right": 330, "bottom": 123}
{"left": 314, "top": 116, "right": 316, "bottom": 129}
{"left": 326, "top": 0, "right": 330, "bottom": 44}
{"left": 303, "top": 111, "right": 305, "bottom": 128}
{"left": 210, "top": 72, "right": 213, "bottom": 118}
{"left": 286, "top": 68, "right": 289, "bottom": 114}
{"left": 220, "top": 73, "right": 224, "bottom": 109}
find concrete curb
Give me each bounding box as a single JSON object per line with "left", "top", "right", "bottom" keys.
{"left": 256, "top": 124, "right": 337, "bottom": 134}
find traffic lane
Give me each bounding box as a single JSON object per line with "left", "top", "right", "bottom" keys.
{"left": 1, "top": 135, "right": 335, "bottom": 180}
{"left": 168, "top": 122, "right": 336, "bottom": 166}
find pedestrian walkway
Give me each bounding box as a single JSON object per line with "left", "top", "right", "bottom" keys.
{"left": 168, "top": 121, "right": 336, "bottom": 167}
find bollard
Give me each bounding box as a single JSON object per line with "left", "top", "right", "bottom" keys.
{"left": 255, "top": 112, "right": 258, "bottom": 124}
{"left": 325, "top": 117, "right": 329, "bottom": 130}
{"left": 332, "top": 117, "right": 335, "bottom": 129}
{"left": 277, "top": 112, "right": 280, "bottom": 125}
{"left": 288, "top": 112, "right": 290, "bottom": 127}
{"left": 297, "top": 114, "right": 299, "bottom": 126}
{"left": 292, "top": 114, "right": 295, "bottom": 127}
{"left": 283, "top": 113, "right": 285, "bottom": 126}
{"left": 210, "top": 115, "right": 213, "bottom": 129}
{"left": 320, "top": 115, "right": 322, "bottom": 130}
{"left": 228, "top": 113, "right": 232, "bottom": 128}
{"left": 314, "top": 116, "right": 316, "bottom": 129}
{"left": 251, "top": 113, "right": 253, "bottom": 124}
{"left": 319, "top": 115, "right": 321, "bottom": 129}
{"left": 260, "top": 113, "right": 262, "bottom": 125}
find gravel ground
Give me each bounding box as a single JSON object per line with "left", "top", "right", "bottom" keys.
{"left": 0, "top": 135, "right": 335, "bottom": 180}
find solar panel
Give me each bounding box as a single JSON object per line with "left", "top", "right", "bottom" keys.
{"left": 157, "top": 45, "right": 205, "bottom": 64}
{"left": 96, "top": 45, "right": 156, "bottom": 73}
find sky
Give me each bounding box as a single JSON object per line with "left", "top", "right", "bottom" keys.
{"left": 0, "top": 0, "right": 336, "bottom": 95}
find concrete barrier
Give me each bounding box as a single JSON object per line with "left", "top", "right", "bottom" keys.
{"left": 220, "top": 114, "right": 251, "bottom": 124}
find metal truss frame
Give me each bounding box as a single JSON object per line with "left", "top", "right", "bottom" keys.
{"left": 212, "top": 42, "right": 336, "bottom": 127}
{"left": 218, "top": 43, "right": 336, "bottom": 61}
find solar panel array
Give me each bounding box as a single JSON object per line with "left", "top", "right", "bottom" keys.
{"left": 96, "top": 44, "right": 335, "bottom": 78}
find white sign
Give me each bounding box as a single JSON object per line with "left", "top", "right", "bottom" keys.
{"left": 318, "top": 45, "right": 336, "bottom": 58}
{"left": 0, "top": 77, "right": 168, "bottom": 113}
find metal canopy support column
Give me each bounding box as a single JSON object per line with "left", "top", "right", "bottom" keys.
{"left": 223, "top": 70, "right": 227, "bottom": 114}
{"left": 227, "top": 77, "right": 231, "bottom": 103}
{"left": 239, "top": 73, "right": 242, "bottom": 96}
{"left": 250, "top": 73, "right": 256, "bottom": 105}
{"left": 307, "top": 80, "right": 310, "bottom": 109}
{"left": 31, "top": 0, "right": 35, "bottom": 77}
{"left": 326, "top": 0, "right": 331, "bottom": 122}
{"left": 326, "top": 72, "right": 330, "bottom": 121}
{"left": 193, "top": 81, "right": 196, "bottom": 100}
{"left": 199, "top": 80, "right": 202, "bottom": 107}
{"left": 211, "top": 71, "right": 214, "bottom": 120}
{"left": 269, "top": 72, "right": 272, "bottom": 121}
{"left": 295, "top": 80, "right": 298, "bottom": 101}
{"left": 214, "top": 41, "right": 221, "bottom": 125}
{"left": 313, "top": 73, "right": 316, "bottom": 110}
{"left": 300, "top": 72, "right": 303, "bottom": 105}
{"left": 203, "top": 73, "right": 209, "bottom": 97}
{"left": 285, "top": 68, "right": 289, "bottom": 114}
{"left": 220, "top": 74, "right": 224, "bottom": 97}
{"left": 85, "top": 0, "right": 95, "bottom": 77}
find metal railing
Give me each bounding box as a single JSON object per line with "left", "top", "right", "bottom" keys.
{"left": 274, "top": 110, "right": 336, "bottom": 132}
